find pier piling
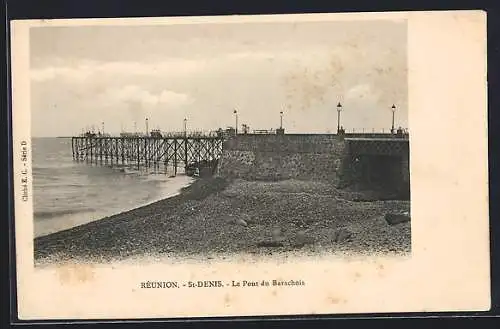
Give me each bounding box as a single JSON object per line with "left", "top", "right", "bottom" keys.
{"left": 72, "top": 135, "right": 223, "bottom": 176}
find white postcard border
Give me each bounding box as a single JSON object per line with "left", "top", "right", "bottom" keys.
{"left": 11, "top": 10, "right": 489, "bottom": 319}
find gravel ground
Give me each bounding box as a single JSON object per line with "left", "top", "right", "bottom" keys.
{"left": 34, "top": 177, "right": 411, "bottom": 265}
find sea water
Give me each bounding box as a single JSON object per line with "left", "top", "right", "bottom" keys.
{"left": 32, "top": 137, "right": 194, "bottom": 238}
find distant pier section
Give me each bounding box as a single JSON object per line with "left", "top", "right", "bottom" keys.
{"left": 71, "top": 129, "right": 228, "bottom": 176}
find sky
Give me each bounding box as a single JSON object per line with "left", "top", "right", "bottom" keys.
{"left": 30, "top": 18, "right": 408, "bottom": 137}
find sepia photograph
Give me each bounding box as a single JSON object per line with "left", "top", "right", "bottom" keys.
{"left": 11, "top": 11, "right": 489, "bottom": 319}
{"left": 31, "top": 18, "right": 410, "bottom": 264}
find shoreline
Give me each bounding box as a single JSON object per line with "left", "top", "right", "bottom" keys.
{"left": 34, "top": 176, "right": 410, "bottom": 264}
{"left": 34, "top": 174, "right": 195, "bottom": 238}
{"left": 34, "top": 176, "right": 231, "bottom": 262}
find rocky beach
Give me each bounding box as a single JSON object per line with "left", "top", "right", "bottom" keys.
{"left": 34, "top": 176, "right": 411, "bottom": 265}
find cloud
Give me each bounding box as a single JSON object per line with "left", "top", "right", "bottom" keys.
{"left": 98, "top": 85, "right": 193, "bottom": 109}
{"left": 30, "top": 58, "right": 206, "bottom": 83}
{"left": 346, "top": 84, "right": 380, "bottom": 102}
{"left": 31, "top": 66, "right": 91, "bottom": 82}
{"left": 29, "top": 48, "right": 328, "bottom": 84}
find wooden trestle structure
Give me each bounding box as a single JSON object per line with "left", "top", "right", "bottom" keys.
{"left": 71, "top": 135, "right": 224, "bottom": 174}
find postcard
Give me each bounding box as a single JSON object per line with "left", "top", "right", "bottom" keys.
{"left": 10, "top": 10, "right": 489, "bottom": 320}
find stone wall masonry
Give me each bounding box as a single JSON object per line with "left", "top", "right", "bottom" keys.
{"left": 401, "top": 155, "right": 410, "bottom": 186}
{"left": 218, "top": 134, "right": 346, "bottom": 183}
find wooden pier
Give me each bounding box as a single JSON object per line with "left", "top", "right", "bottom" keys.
{"left": 71, "top": 135, "right": 224, "bottom": 175}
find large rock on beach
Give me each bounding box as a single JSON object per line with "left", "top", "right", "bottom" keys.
{"left": 384, "top": 212, "right": 411, "bottom": 225}
{"left": 292, "top": 230, "right": 315, "bottom": 248}
{"left": 334, "top": 228, "right": 353, "bottom": 243}
{"left": 234, "top": 218, "right": 248, "bottom": 227}
{"left": 256, "top": 240, "right": 284, "bottom": 248}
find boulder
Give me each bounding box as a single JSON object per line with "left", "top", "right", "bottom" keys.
{"left": 334, "top": 228, "right": 353, "bottom": 243}
{"left": 385, "top": 213, "right": 411, "bottom": 225}
{"left": 235, "top": 218, "right": 248, "bottom": 227}
{"left": 256, "top": 240, "right": 284, "bottom": 248}
{"left": 271, "top": 228, "right": 283, "bottom": 240}
{"left": 241, "top": 214, "right": 256, "bottom": 225}
{"left": 292, "top": 230, "right": 314, "bottom": 248}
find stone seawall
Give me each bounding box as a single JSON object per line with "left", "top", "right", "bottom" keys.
{"left": 217, "top": 134, "right": 347, "bottom": 183}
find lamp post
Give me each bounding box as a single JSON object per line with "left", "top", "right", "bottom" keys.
{"left": 145, "top": 117, "right": 149, "bottom": 136}
{"left": 233, "top": 109, "right": 238, "bottom": 135}
{"left": 101, "top": 122, "right": 104, "bottom": 135}
{"left": 280, "top": 111, "right": 283, "bottom": 129}
{"left": 336, "top": 102, "right": 342, "bottom": 134}
{"left": 391, "top": 104, "right": 397, "bottom": 134}
{"left": 183, "top": 118, "right": 187, "bottom": 137}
